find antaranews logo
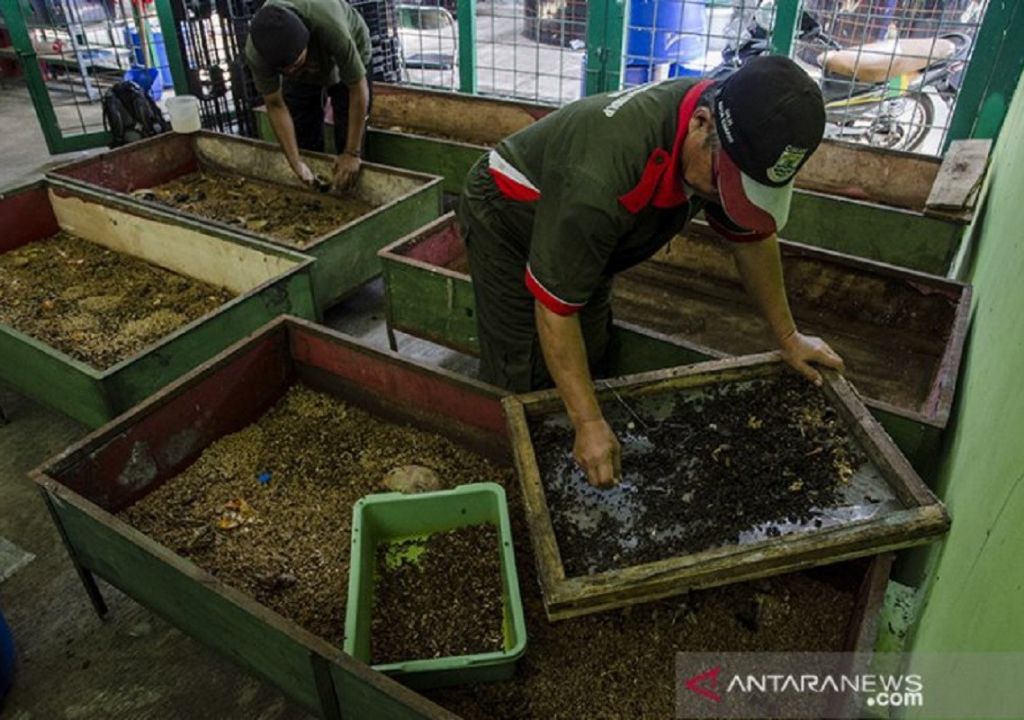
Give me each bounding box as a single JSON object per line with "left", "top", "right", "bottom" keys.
{"left": 676, "top": 653, "right": 929, "bottom": 719}
{"left": 685, "top": 666, "right": 722, "bottom": 703}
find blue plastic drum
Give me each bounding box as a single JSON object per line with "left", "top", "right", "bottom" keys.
{"left": 627, "top": 0, "right": 707, "bottom": 66}
{"left": 0, "top": 607, "right": 14, "bottom": 702}
{"left": 579, "top": 56, "right": 659, "bottom": 96}
{"left": 124, "top": 66, "right": 164, "bottom": 102}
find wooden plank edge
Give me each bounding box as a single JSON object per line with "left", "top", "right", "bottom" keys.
{"left": 500, "top": 396, "right": 567, "bottom": 606}
{"left": 551, "top": 504, "right": 945, "bottom": 602}
{"left": 924, "top": 139, "right": 993, "bottom": 213}
{"left": 512, "top": 352, "right": 784, "bottom": 412}
{"left": 824, "top": 371, "right": 944, "bottom": 510}
{"left": 845, "top": 553, "right": 896, "bottom": 653}
{"left": 544, "top": 509, "right": 946, "bottom": 620}
{"left": 923, "top": 283, "right": 973, "bottom": 426}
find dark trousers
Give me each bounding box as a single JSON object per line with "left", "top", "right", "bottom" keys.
{"left": 282, "top": 79, "right": 374, "bottom": 154}
{"left": 458, "top": 156, "right": 613, "bottom": 393}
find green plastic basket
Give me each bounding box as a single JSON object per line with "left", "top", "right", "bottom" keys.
{"left": 343, "top": 483, "right": 527, "bottom": 689}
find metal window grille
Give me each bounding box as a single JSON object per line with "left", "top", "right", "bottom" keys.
{"left": 7, "top": 0, "right": 174, "bottom": 137}
{"left": 164, "top": 0, "right": 405, "bottom": 134}
{"left": 398, "top": 0, "right": 586, "bottom": 104}
{"left": 171, "top": 0, "right": 260, "bottom": 135}
{"left": 621, "top": 0, "right": 741, "bottom": 85}
{"left": 351, "top": 0, "right": 403, "bottom": 83}
{"left": 620, "top": 0, "right": 989, "bottom": 155}
{"left": 799, "top": 0, "right": 988, "bottom": 154}
{"left": 11, "top": 0, "right": 987, "bottom": 152}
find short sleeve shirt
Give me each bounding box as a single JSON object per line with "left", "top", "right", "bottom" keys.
{"left": 487, "top": 79, "right": 770, "bottom": 316}
{"left": 245, "top": 0, "right": 372, "bottom": 95}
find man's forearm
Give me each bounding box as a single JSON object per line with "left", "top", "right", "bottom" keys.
{"left": 731, "top": 235, "right": 798, "bottom": 344}
{"left": 266, "top": 96, "right": 303, "bottom": 172}
{"left": 343, "top": 77, "right": 370, "bottom": 155}
{"left": 534, "top": 302, "right": 602, "bottom": 427}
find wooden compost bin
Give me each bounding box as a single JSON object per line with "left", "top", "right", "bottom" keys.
{"left": 34, "top": 317, "right": 895, "bottom": 719}
{"left": 503, "top": 354, "right": 949, "bottom": 620}
{"left": 378, "top": 214, "right": 971, "bottom": 476}
{"left": 0, "top": 181, "right": 317, "bottom": 428}
{"left": 258, "top": 84, "right": 989, "bottom": 275}
{"left": 47, "top": 131, "right": 443, "bottom": 314}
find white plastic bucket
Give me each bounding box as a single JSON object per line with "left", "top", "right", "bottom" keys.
{"left": 166, "top": 95, "right": 201, "bottom": 134}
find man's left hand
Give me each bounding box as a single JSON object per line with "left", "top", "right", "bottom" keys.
{"left": 779, "top": 331, "right": 845, "bottom": 386}
{"left": 333, "top": 153, "right": 361, "bottom": 190}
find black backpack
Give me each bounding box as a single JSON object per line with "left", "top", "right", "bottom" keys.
{"left": 102, "top": 81, "right": 171, "bottom": 148}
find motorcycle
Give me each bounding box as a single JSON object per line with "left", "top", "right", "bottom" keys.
{"left": 715, "top": 1, "right": 972, "bottom": 152}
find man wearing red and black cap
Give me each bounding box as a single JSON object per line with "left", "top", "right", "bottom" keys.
{"left": 245, "top": 0, "right": 372, "bottom": 189}
{"left": 459, "top": 56, "right": 845, "bottom": 488}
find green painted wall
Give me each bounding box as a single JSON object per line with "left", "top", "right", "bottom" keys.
{"left": 905, "top": 64, "right": 1024, "bottom": 699}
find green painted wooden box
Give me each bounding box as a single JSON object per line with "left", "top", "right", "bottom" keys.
{"left": 33, "top": 317, "right": 895, "bottom": 719}
{"left": 378, "top": 214, "right": 972, "bottom": 478}
{"left": 47, "top": 131, "right": 443, "bottom": 314}
{"left": 258, "top": 84, "right": 987, "bottom": 276}
{"left": 0, "top": 181, "right": 317, "bottom": 428}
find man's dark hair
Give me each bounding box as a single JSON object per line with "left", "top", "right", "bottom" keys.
{"left": 250, "top": 5, "right": 310, "bottom": 70}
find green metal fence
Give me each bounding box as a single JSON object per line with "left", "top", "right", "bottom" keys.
{"left": 0, "top": 0, "right": 186, "bottom": 153}
{"left": 396, "top": 0, "right": 591, "bottom": 103}
{"left": 394, "top": 0, "right": 1019, "bottom": 156}
{"left": 0, "top": 0, "right": 1020, "bottom": 155}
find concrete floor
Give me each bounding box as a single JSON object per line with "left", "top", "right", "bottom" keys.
{"left": 0, "top": 386, "right": 313, "bottom": 720}
{"left": 0, "top": 85, "right": 101, "bottom": 193}
{"left": 0, "top": 81, "right": 317, "bottom": 720}
{"left": 0, "top": 81, "right": 477, "bottom": 719}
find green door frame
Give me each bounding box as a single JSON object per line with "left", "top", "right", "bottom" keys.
{"left": 770, "top": 0, "right": 804, "bottom": 57}
{"left": 0, "top": 0, "right": 188, "bottom": 154}
{"left": 456, "top": 0, "right": 477, "bottom": 93}
{"left": 584, "top": 0, "right": 628, "bottom": 95}
{"left": 943, "top": 0, "right": 1024, "bottom": 150}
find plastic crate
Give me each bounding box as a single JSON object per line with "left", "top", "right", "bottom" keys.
{"left": 344, "top": 483, "right": 527, "bottom": 690}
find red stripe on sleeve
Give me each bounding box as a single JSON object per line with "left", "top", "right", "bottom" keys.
{"left": 488, "top": 167, "right": 541, "bottom": 202}
{"left": 525, "top": 266, "right": 584, "bottom": 316}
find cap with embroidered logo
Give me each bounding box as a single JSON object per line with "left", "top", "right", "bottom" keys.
{"left": 713, "top": 55, "right": 826, "bottom": 234}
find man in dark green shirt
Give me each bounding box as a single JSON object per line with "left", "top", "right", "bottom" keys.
{"left": 458, "top": 56, "right": 845, "bottom": 488}
{"left": 245, "top": 0, "right": 372, "bottom": 189}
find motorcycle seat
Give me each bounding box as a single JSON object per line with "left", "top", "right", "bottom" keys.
{"left": 821, "top": 37, "right": 956, "bottom": 83}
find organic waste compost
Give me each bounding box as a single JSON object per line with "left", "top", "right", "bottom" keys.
{"left": 371, "top": 524, "right": 504, "bottom": 664}
{"left": 142, "top": 170, "right": 378, "bottom": 246}
{"left": 0, "top": 231, "right": 233, "bottom": 368}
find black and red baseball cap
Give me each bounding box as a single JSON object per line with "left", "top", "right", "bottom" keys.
{"left": 714, "top": 56, "right": 826, "bottom": 234}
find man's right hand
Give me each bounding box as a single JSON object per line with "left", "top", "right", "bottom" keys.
{"left": 574, "top": 418, "right": 622, "bottom": 489}
{"left": 293, "top": 161, "right": 315, "bottom": 186}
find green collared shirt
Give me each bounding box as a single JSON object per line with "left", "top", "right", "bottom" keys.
{"left": 245, "top": 0, "right": 371, "bottom": 95}
{"left": 486, "top": 78, "right": 765, "bottom": 315}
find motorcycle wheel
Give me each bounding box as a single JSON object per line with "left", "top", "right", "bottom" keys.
{"left": 862, "top": 92, "right": 935, "bottom": 153}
